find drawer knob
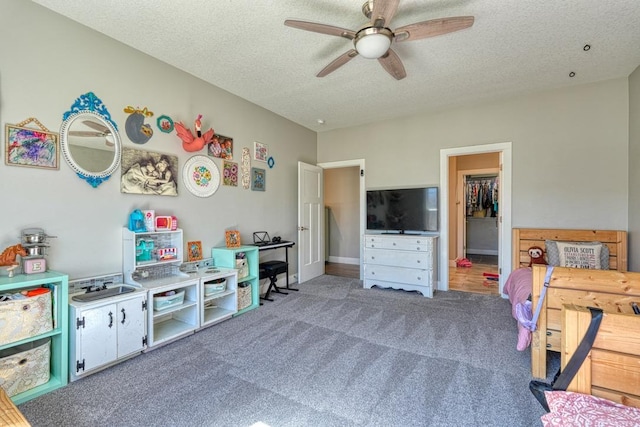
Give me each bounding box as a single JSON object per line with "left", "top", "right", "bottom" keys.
{"left": 416, "top": 247, "right": 421, "bottom": 250}
{"left": 371, "top": 256, "right": 375, "bottom": 259}
{"left": 392, "top": 242, "right": 396, "bottom": 246}
{"left": 371, "top": 244, "right": 375, "bottom": 248}
{"left": 417, "top": 260, "right": 421, "bottom": 263}
{"left": 371, "top": 272, "right": 375, "bottom": 275}
{"left": 546, "top": 344, "right": 552, "bottom": 348}
{"left": 417, "top": 276, "right": 421, "bottom": 280}
{"left": 546, "top": 331, "right": 552, "bottom": 336}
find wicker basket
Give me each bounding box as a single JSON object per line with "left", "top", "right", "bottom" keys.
{"left": 237, "top": 285, "right": 252, "bottom": 310}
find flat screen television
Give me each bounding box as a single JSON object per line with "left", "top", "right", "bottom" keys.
{"left": 366, "top": 187, "right": 438, "bottom": 233}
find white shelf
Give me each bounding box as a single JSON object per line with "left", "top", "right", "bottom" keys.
{"left": 202, "top": 306, "right": 234, "bottom": 325}
{"left": 203, "top": 289, "right": 234, "bottom": 301}
{"left": 151, "top": 300, "right": 197, "bottom": 318}
{"left": 152, "top": 318, "right": 195, "bottom": 344}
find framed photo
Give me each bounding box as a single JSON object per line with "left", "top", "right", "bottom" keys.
{"left": 208, "top": 134, "right": 233, "bottom": 160}
{"left": 225, "top": 230, "right": 241, "bottom": 248}
{"left": 251, "top": 167, "right": 266, "bottom": 191}
{"left": 222, "top": 160, "right": 238, "bottom": 186}
{"left": 121, "top": 147, "right": 178, "bottom": 196}
{"left": 187, "top": 241, "right": 203, "bottom": 262}
{"left": 5, "top": 124, "right": 59, "bottom": 169}
{"left": 254, "top": 141, "right": 268, "bottom": 162}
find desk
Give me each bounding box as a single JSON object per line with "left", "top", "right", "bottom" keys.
{"left": 253, "top": 240, "right": 297, "bottom": 291}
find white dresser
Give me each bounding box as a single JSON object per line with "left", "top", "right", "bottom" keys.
{"left": 363, "top": 233, "right": 438, "bottom": 297}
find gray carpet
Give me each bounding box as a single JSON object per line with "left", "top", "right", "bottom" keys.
{"left": 19, "top": 275, "right": 552, "bottom": 426}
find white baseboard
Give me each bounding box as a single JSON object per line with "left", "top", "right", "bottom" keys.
{"left": 327, "top": 256, "right": 359, "bottom": 265}
{"left": 465, "top": 249, "right": 499, "bottom": 256}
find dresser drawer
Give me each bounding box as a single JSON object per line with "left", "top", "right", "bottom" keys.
{"left": 364, "top": 247, "right": 433, "bottom": 269}
{"left": 364, "top": 235, "right": 434, "bottom": 252}
{"left": 364, "top": 264, "right": 432, "bottom": 286}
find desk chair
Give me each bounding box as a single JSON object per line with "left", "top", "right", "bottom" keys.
{"left": 259, "top": 260, "right": 288, "bottom": 302}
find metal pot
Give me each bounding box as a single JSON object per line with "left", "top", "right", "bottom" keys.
{"left": 25, "top": 245, "right": 48, "bottom": 257}
{"left": 21, "top": 228, "right": 56, "bottom": 244}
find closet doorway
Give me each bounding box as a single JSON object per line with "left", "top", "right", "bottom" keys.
{"left": 439, "top": 143, "right": 512, "bottom": 296}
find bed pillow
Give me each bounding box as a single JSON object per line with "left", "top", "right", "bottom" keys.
{"left": 545, "top": 240, "right": 609, "bottom": 269}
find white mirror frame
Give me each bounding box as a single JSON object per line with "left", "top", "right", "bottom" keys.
{"left": 60, "top": 92, "right": 121, "bottom": 188}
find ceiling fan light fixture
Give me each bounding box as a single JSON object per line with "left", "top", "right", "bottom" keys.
{"left": 354, "top": 27, "right": 393, "bottom": 59}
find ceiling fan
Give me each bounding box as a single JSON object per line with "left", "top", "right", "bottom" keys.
{"left": 284, "top": 0, "right": 474, "bottom": 80}
{"left": 69, "top": 120, "right": 115, "bottom": 146}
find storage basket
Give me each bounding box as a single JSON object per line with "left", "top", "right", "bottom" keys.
{"left": 0, "top": 338, "right": 50, "bottom": 397}
{"left": 237, "top": 285, "right": 252, "bottom": 310}
{"left": 204, "top": 279, "right": 226, "bottom": 296}
{"left": 153, "top": 290, "right": 185, "bottom": 311}
{"left": 235, "top": 259, "right": 248, "bottom": 279}
{"left": 0, "top": 289, "right": 52, "bottom": 346}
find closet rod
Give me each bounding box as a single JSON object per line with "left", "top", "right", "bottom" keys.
{"left": 467, "top": 174, "right": 498, "bottom": 179}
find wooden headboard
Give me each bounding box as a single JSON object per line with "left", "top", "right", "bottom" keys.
{"left": 512, "top": 228, "right": 628, "bottom": 272}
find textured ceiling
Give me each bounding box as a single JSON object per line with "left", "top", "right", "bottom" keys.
{"left": 31, "top": 0, "right": 640, "bottom": 132}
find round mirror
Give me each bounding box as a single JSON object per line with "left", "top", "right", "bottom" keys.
{"left": 60, "top": 110, "right": 121, "bottom": 188}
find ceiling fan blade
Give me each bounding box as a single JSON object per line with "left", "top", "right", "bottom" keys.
{"left": 284, "top": 20, "right": 356, "bottom": 40}
{"left": 394, "top": 16, "right": 474, "bottom": 42}
{"left": 317, "top": 49, "right": 358, "bottom": 77}
{"left": 69, "top": 131, "right": 104, "bottom": 137}
{"left": 378, "top": 48, "right": 406, "bottom": 80}
{"left": 82, "top": 120, "right": 110, "bottom": 133}
{"left": 371, "top": 0, "right": 400, "bottom": 28}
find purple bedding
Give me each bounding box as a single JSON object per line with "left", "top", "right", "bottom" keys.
{"left": 503, "top": 267, "right": 534, "bottom": 351}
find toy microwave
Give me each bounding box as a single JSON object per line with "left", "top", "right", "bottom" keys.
{"left": 155, "top": 216, "right": 177, "bottom": 231}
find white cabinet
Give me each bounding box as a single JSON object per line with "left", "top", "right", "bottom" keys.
{"left": 69, "top": 290, "right": 146, "bottom": 381}
{"left": 198, "top": 268, "right": 238, "bottom": 329}
{"left": 122, "top": 227, "right": 199, "bottom": 349}
{"left": 145, "top": 278, "right": 199, "bottom": 349}
{"left": 363, "top": 233, "right": 437, "bottom": 297}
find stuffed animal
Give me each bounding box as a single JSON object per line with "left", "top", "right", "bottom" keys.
{"left": 528, "top": 246, "right": 547, "bottom": 267}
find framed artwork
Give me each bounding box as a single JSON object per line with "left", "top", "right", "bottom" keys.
{"left": 254, "top": 141, "right": 268, "bottom": 162}
{"left": 5, "top": 122, "right": 59, "bottom": 170}
{"left": 208, "top": 134, "right": 233, "bottom": 160}
{"left": 225, "top": 230, "right": 241, "bottom": 248}
{"left": 187, "top": 241, "right": 203, "bottom": 261}
{"left": 222, "top": 161, "right": 238, "bottom": 186}
{"left": 120, "top": 147, "right": 178, "bottom": 196}
{"left": 157, "top": 115, "right": 174, "bottom": 133}
{"left": 251, "top": 167, "right": 266, "bottom": 191}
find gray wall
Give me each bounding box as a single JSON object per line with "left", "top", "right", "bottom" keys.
{"left": 629, "top": 65, "right": 640, "bottom": 271}
{"left": 318, "top": 78, "right": 633, "bottom": 263}
{"left": 0, "top": 0, "right": 316, "bottom": 279}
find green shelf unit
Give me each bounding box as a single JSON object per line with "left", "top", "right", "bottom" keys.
{"left": 212, "top": 245, "right": 259, "bottom": 315}
{"left": 0, "top": 271, "right": 69, "bottom": 405}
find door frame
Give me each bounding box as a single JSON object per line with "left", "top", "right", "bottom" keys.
{"left": 440, "top": 142, "right": 512, "bottom": 294}
{"left": 317, "top": 159, "right": 365, "bottom": 280}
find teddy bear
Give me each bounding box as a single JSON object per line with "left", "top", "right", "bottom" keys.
{"left": 528, "top": 246, "right": 547, "bottom": 267}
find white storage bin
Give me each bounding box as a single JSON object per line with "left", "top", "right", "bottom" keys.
{"left": 204, "top": 279, "right": 226, "bottom": 296}
{"left": 153, "top": 290, "right": 185, "bottom": 311}
{"left": 0, "top": 289, "right": 52, "bottom": 346}
{"left": 0, "top": 338, "right": 50, "bottom": 397}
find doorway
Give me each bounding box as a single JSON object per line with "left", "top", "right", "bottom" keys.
{"left": 439, "top": 143, "right": 512, "bottom": 295}
{"left": 451, "top": 168, "right": 500, "bottom": 295}
{"left": 318, "top": 159, "right": 365, "bottom": 280}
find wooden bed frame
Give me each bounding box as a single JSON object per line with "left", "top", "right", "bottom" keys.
{"left": 563, "top": 304, "right": 640, "bottom": 408}
{"left": 511, "top": 228, "right": 631, "bottom": 379}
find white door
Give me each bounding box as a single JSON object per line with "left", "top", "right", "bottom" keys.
{"left": 117, "top": 296, "right": 146, "bottom": 358}
{"left": 298, "top": 161, "right": 324, "bottom": 283}
{"left": 79, "top": 304, "right": 117, "bottom": 373}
